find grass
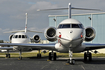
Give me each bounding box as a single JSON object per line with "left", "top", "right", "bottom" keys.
{"left": 0, "top": 52, "right": 105, "bottom": 58}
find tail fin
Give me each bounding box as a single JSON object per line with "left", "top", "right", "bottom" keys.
{"left": 25, "top": 13, "right": 27, "bottom": 33}
{"left": 4, "top": 13, "right": 42, "bottom": 33}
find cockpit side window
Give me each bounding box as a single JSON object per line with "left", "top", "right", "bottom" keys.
{"left": 13, "top": 35, "right": 15, "bottom": 38}
{"left": 19, "top": 35, "right": 21, "bottom": 38}
{"left": 22, "top": 35, "right": 25, "bottom": 38}
{"left": 58, "top": 24, "right": 63, "bottom": 28}
{"left": 79, "top": 24, "right": 84, "bottom": 28}
{"left": 25, "top": 35, "right": 27, "bottom": 38}
{"left": 15, "top": 35, "right": 18, "bottom": 38}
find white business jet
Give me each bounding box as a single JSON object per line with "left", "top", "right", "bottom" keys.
{"left": 0, "top": 3, "right": 104, "bottom": 64}
{"left": 1, "top": 13, "right": 42, "bottom": 59}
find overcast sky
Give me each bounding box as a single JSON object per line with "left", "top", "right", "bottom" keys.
{"left": 0, "top": 0, "right": 105, "bottom": 41}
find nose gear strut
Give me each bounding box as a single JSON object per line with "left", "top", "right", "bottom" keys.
{"left": 67, "top": 48, "right": 75, "bottom": 65}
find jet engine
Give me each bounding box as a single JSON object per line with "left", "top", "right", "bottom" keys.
{"left": 9, "top": 34, "right": 13, "bottom": 42}
{"left": 32, "top": 35, "right": 40, "bottom": 43}
{"left": 44, "top": 27, "right": 57, "bottom": 42}
{"left": 85, "top": 27, "right": 96, "bottom": 42}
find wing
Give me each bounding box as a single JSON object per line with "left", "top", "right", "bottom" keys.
{"left": 0, "top": 47, "right": 13, "bottom": 50}
{"left": 0, "top": 43, "right": 56, "bottom": 50}
{"left": 83, "top": 43, "right": 105, "bottom": 51}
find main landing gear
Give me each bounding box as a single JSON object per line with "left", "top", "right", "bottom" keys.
{"left": 48, "top": 51, "right": 56, "bottom": 61}
{"left": 5, "top": 50, "right": 10, "bottom": 58}
{"left": 84, "top": 51, "right": 92, "bottom": 61}
{"left": 37, "top": 50, "right": 41, "bottom": 58}
{"left": 67, "top": 48, "right": 75, "bottom": 65}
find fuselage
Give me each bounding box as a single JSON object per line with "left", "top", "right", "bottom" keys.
{"left": 11, "top": 32, "right": 31, "bottom": 51}
{"left": 12, "top": 32, "right": 29, "bottom": 43}
{"left": 55, "top": 19, "right": 84, "bottom": 53}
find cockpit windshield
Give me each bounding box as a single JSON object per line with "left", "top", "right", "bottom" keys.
{"left": 13, "top": 35, "right": 28, "bottom": 38}
{"left": 58, "top": 24, "right": 70, "bottom": 28}
{"left": 58, "top": 24, "right": 83, "bottom": 29}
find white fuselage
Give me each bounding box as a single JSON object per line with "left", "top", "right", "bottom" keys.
{"left": 12, "top": 32, "right": 29, "bottom": 43}
{"left": 55, "top": 19, "right": 84, "bottom": 53}
{"left": 11, "top": 32, "right": 31, "bottom": 51}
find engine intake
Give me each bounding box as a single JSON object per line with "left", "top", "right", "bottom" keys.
{"left": 85, "top": 27, "right": 96, "bottom": 42}
{"left": 32, "top": 35, "right": 40, "bottom": 43}
{"left": 44, "top": 27, "right": 57, "bottom": 42}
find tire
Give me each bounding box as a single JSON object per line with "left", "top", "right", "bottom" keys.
{"left": 72, "top": 59, "right": 75, "bottom": 65}
{"left": 49, "top": 53, "right": 52, "bottom": 60}
{"left": 84, "top": 52, "right": 87, "bottom": 61}
{"left": 18, "top": 57, "right": 22, "bottom": 60}
{"left": 89, "top": 53, "right": 92, "bottom": 61}
{"left": 8, "top": 54, "right": 10, "bottom": 58}
{"left": 37, "top": 54, "right": 41, "bottom": 58}
{"left": 53, "top": 53, "right": 56, "bottom": 61}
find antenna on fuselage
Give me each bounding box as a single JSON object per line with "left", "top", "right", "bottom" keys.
{"left": 25, "top": 13, "right": 28, "bottom": 33}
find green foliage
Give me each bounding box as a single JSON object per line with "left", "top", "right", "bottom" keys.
{"left": 0, "top": 52, "right": 105, "bottom": 58}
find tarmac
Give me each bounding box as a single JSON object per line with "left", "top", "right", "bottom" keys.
{"left": 0, "top": 57, "right": 105, "bottom": 70}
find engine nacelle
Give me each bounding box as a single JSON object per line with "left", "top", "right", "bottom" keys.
{"left": 85, "top": 27, "right": 96, "bottom": 42}
{"left": 9, "top": 34, "right": 13, "bottom": 42}
{"left": 44, "top": 27, "right": 57, "bottom": 42}
{"left": 32, "top": 35, "right": 40, "bottom": 43}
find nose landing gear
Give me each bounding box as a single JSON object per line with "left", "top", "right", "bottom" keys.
{"left": 5, "top": 50, "right": 10, "bottom": 58}
{"left": 67, "top": 48, "right": 75, "bottom": 65}
{"left": 18, "top": 49, "right": 22, "bottom": 60}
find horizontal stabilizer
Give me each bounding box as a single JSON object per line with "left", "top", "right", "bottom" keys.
{"left": 37, "top": 7, "right": 102, "bottom": 11}
{"left": 27, "top": 30, "right": 42, "bottom": 33}
{"left": 37, "top": 8, "right": 68, "bottom": 11}
{"left": 4, "top": 30, "right": 25, "bottom": 33}
{"left": 71, "top": 7, "right": 102, "bottom": 11}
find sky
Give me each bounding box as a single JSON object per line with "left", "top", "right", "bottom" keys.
{"left": 0, "top": 0, "right": 105, "bottom": 41}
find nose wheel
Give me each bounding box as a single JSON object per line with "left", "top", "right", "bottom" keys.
{"left": 6, "top": 54, "right": 10, "bottom": 58}
{"left": 67, "top": 59, "right": 75, "bottom": 64}
{"left": 18, "top": 49, "right": 22, "bottom": 60}
{"left": 5, "top": 50, "right": 10, "bottom": 58}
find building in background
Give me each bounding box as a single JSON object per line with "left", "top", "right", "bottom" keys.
{"left": 49, "top": 12, "right": 105, "bottom": 53}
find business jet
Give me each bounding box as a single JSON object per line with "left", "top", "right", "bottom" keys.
{"left": 1, "top": 13, "right": 42, "bottom": 59}
{"left": 0, "top": 3, "right": 104, "bottom": 64}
